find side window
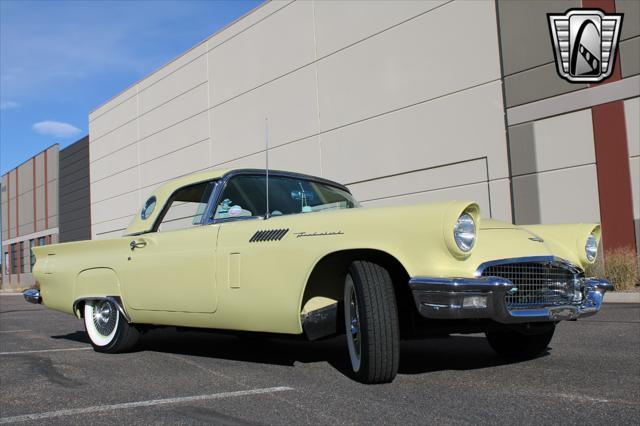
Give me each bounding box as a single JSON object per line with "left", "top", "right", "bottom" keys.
{"left": 157, "top": 181, "right": 215, "bottom": 232}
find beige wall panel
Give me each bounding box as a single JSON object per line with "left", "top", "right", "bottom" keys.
{"left": 90, "top": 121, "right": 138, "bottom": 163}
{"left": 140, "top": 139, "right": 211, "bottom": 188}
{"left": 46, "top": 147, "right": 59, "bottom": 182}
{"left": 513, "top": 165, "right": 600, "bottom": 225}
{"left": 321, "top": 81, "right": 508, "bottom": 185}
{"left": 140, "top": 110, "right": 209, "bottom": 163}
{"left": 47, "top": 180, "right": 58, "bottom": 221}
{"left": 621, "top": 37, "right": 640, "bottom": 78}
{"left": 267, "top": 137, "right": 322, "bottom": 176}
{"left": 91, "top": 167, "right": 140, "bottom": 204}
{"left": 208, "top": 1, "right": 315, "bottom": 106}
{"left": 316, "top": 0, "right": 501, "bottom": 132}
{"left": 90, "top": 85, "right": 137, "bottom": 123}
{"left": 48, "top": 214, "right": 58, "bottom": 229}
{"left": 7, "top": 170, "right": 16, "bottom": 201}
{"left": 361, "top": 182, "right": 491, "bottom": 214}
{"left": 216, "top": 136, "right": 322, "bottom": 177}
{"left": 139, "top": 55, "right": 208, "bottom": 114}
{"left": 625, "top": 97, "right": 640, "bottom": 157}
{"left": 34, "top": 153, "right": 44, "bottom": 187}
{"left": 92, "top": 216, "right": 132, "bottom": 240}
{"left": 313, "top": 0, "right": 446, "bottom": 58}
{"left": 489, "top": 178, "right": 512, "bottom": 222}
{"left": 349, "top": 159, "right": 486, "bottom": 203}
{"left": 18, "top": 191, "right": 34, "bottom": 232}
{"left": 17, "top": 161, "right": 33, "bottom": 194}
{"left": 139, "top": 83, "right": 208, "bottom": 140}
{"left": 509, "top": 109, "right": 595, "bottom": 176}
{"left": 92, "top": 191, "right": 139, "bottom": 226}
{"left": 1, "top": 200, "right": 7, "bottom": 234}
{"left": 630, "top": 157, "right": 639, "bottom": 221}
{"left": 35, "top": 186, "right": 45, "bottom": 230}
{"left": 617, "top": 0, "right": 640, "bottom": 41}
{"left": 206, "top": 1, "right": 290, "bottom": 51}
{"left": 139, "top": 43, "right": 208, "bottom": 91}
{"left": 91, "top": 95, "right": 138, "bottom": 141}
{"left": 211, "top": 66, "right": 319, "bottom": 165}
{"left": 91, "top": 143, "right": 138, "bottom": 183}
{"left": 18, "top": 223, "right": 33, "bottom": 236}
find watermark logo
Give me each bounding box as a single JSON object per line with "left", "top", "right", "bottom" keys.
{"left": 548, "top": 9, "right": 623, "bottom": 83}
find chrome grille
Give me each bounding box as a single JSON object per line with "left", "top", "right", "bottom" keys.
{"left": 481, "top": 261, "right": 579, "bottom": 307}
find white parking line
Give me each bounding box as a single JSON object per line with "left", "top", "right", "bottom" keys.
{"left": 0, "top": 387, "right": 294, "bottom": 424}
{"left": 0, "top": 347, "right": 91, "bottom": 356}
{"left": 0, "top": 330, "right": 30, "bottom": 333}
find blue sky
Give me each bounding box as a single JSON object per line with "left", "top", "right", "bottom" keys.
{"left": 0, "top": 0, "right": 262, "bottom": 175}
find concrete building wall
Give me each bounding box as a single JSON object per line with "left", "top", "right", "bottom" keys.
{"left": 1, "top": 145, "right": 60, "bottom": 289}
{"left": 89, "top": 0, "right": 511, "bottom": 240}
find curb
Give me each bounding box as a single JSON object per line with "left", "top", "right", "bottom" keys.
{"left": 604, "top": 292, "right": 640, "bottom": 304}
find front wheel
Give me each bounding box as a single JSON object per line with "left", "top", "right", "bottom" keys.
{"left": 84, "top": 299, "right": 139, "bottom": 353}
{"left": 485, "top": 324, "right": 555, "bottom": 359}
{"left": 344, "top": 261, "right": 400, "bottom": 384}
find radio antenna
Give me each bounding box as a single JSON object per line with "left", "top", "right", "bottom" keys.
{"left": 264, "top": 117, "right": 270, "bottom": 219}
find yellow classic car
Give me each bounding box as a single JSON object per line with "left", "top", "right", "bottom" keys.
{"left": 25, "top": 168, "right": 612, "bottom": 383}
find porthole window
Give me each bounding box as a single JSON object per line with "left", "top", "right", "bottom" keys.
{"left": 141, "top": 196, "right": 157, "bottom": 220}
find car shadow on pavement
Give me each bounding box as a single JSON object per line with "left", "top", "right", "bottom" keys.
{"left": 51, "top": 330, "right": 90, "bottom": 344}
{"left": 48, "top": 327, "right": 546, "bottom": 379}
{"left": 50, "top": 328, "right": 548, "bottom": 379}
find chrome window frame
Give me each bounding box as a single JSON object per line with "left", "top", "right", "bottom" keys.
{"left": 149, "top": 180, "right": 219, "bottom": 233}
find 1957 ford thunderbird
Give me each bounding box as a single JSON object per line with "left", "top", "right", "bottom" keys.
{"left": 25, "top": 168, "right": 611, "bottom": 383}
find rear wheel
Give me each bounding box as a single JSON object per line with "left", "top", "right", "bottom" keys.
{"left": 344, "top": 261, "right": 399, "bottom": 384}
{"left": 84, "top": 300, "right": 139, "bottom": 353}
{"left": 485, "top": 324, "right": 555, "bottom": 359}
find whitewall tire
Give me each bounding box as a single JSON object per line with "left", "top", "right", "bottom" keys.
{"left": 84, "top": 299, "right": 139, "bottom": 353}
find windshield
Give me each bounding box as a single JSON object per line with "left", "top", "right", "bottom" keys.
{"left": 213, "top": 175, "right": 360, "bottom": 220}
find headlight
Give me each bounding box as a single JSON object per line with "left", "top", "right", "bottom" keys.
{"left": 454, "top": 213, "right": 476, "bottom": 252}
{"left": 585, "top": 233, "right": 598, "bottom": 262}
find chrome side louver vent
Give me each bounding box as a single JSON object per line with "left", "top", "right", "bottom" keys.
{"left": 249, "top": 229, "right": 289, "bottom": 243}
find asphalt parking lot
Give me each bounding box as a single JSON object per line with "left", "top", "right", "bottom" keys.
{"left": 1, "top": 294, "right": 638, "bottom": 425}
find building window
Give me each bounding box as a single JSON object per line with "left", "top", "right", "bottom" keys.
{"left": 10, "top": 244, "right": 17, "bottom": 274}
{"left": 38, "top": 236, "right": 46, "bottom": 246}
{"left": 19, "top": 241, "right": 25, "bottom": 274}
{"left": 30, "top": 239, "right": 36, "bottom": 271}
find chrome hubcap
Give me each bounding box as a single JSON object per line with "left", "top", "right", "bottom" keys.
{"left": 92, "top": 300, "right": 117, "bottom": 336}
{"left": 349, "top": 289, "right": 361, "bottom": 358}
{"left": 344, "top": 274, "right": 361, "bottom": 371}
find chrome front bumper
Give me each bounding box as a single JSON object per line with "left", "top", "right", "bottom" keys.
{"left": 23, "top": 289, "right": 41, "bottom": 304}
{"left": 409, "top": 276, "right": 612, "bottom": 323}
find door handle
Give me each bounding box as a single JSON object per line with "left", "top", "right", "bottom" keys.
{"left": 130, "top": 240, "right": 147, "bottom": 250}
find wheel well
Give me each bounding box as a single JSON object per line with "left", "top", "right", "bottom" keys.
{"left": 302, "top": 249, "right": 414, "bottom": 336}
{"left": 72, "top": 296, "right": 131, "bottom": 322}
